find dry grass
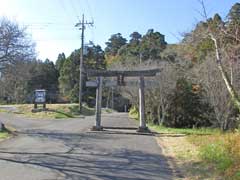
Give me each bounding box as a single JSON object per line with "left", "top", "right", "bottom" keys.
{"left": 189, "top": 133, "right": 240, "bottom": 180}
{"left": 155, "top": 134, "right": 222, "bottom": 180}
{"left": 155, "top": 130, "right": 240, "bottom": 180}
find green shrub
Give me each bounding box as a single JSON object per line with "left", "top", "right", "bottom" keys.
{"left": 166, "top": 78, "right": 214, "bottom": 128}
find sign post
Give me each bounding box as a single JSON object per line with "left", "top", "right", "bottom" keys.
{"left": 33, "top": 89, "right": 47, "bottom": 111}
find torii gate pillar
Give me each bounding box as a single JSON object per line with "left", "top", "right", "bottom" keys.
{"left": 137, "top": 76, "right": 149, "bottom": 132}
{"left": 91, "top": 76, "right": 103, "bottom": 131}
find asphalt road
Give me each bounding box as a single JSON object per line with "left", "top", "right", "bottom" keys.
{"left": 0, "top": 111, "right": 179, "bottom": 180}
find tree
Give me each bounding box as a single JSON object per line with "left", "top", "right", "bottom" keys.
{"left": 58, "top": 45, "right": 106, "bottom": 102}
{"left": 129, "top": 32, "right": 142, "bottom": 44}
{"left": 55, "top": 53, "right": 66, "bottom": 72}
{"left": 0, "top": 18, "right": 35, "bottom": 104}
{"left": 84, "top": 45, "right": 105, "bottom": 69}
{"left": 152, "top": 62, "right": 178, "bottom": 125}
{"left": 26, "top": 59, "right": 59, "bottom": 102}
{"left": 196, "top": 56, "right": 238, "bottom": 130}
{"left": 106, "top": 30, "right": 167, "bottom": 65}
{"left": 0, "top": 60, "right": 33, "bottom": 103}
{"left": 166, "top": 78, "right": 212, "bottom": 128}
{"left": 140, "top": 29, "right": 167, "bottom": 60}
{"left": 0, "top": 18, "right": 35, "bottom": 71}
{"left": 59, "top": 50, "right": 80, "bottom": 102}
{"left": 105, "top": 33, "right": 127, "bottom": 56}
{"left": 28, "top": 59, "right": 58, "bottom": 89}
{"left": 180, "top": 19, "right": 216, "bottom": 63}
{"left": 204, "top": 3, "right": 240, "bottom": 112}
{"left": 227, "top": 3, "right": 240, "bottom": 25}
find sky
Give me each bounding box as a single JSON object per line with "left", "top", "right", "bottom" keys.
{"left": 0, "top": 0, "right": 238, "bottom": 61}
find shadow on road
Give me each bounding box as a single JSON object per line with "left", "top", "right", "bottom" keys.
{"left": 0, "top": 129, "right": 178, "bottom": 180}
{"left": 0, "top": 150, "right": 175, "bottom": 180}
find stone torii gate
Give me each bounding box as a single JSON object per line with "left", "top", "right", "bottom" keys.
{"left": 87, "top": 69, "right": 160, "bottom": 132}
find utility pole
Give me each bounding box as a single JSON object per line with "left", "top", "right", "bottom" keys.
{"left": 75, "top": 14, "right": 94, "bottom": 112}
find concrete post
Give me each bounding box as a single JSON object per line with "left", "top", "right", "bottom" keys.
{"left": 92, "top": 76, "right": 103, "bottom": 131}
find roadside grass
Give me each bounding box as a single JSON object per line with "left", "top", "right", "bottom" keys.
{"left": 0, "top": 131, "right": 8, "bottom": 139}
{"left": 188, "top": 133, "right": 240, "bottom": 180}
{"left": 149, "top": 124, "right": 220, "bottom": 135}
{"left": 0, "top": 104, "right": 115, "bottom": 119}
{"left": 150, "top": 124, "right": 240, "bottom": 180}
{"left": 16, "top": 104, "right": 95, "bottom": 119}
{"left": 129, "top": 106, "right": 139, "bottom": 120}
{"left": 104, "top": 108, "right": 115, "bottom": 113}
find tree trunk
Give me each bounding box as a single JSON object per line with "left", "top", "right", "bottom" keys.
{"left": 211, "top": 34, "right": 240, "bottom": 111}
{"left": 106, "top": 88, "right": 110, "bottom": 109}
{"left": 160, "top": 104, "right": 166, "bottom": 125}
{"left": 230, "top": 61, "right": 233, "bottom": 85}
{"left": 158, "top": 104, "right": 161, "bottom": 125}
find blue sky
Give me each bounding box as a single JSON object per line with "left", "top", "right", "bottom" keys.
{"left": 0, "top": 0, "right": 238, "bottom": 61}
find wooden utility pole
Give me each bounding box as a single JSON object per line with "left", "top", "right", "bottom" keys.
{"left": 75, "top": 14, "right": 94, "bottom": 112}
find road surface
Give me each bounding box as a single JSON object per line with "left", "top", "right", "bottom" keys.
{"left": 0, "top": 111, "right": 180, "bottom": 180}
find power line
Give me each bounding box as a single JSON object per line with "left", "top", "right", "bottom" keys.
{"left": 84, "top": 0, "right": 95, "bottom": 43}
{"left": 57, "top": 0, "right": 77, "bottom": 23}
{"left": 70, "top": 0, "right": 81, "bottom": 20}
{"left": 34, "top": 39, "right": 80, "bottom": 41}
{"left": 85, "top": 0, "right": 94, "bottom": 21}
{"left": 30, "top": 27, "right": 77, "bottom": 31}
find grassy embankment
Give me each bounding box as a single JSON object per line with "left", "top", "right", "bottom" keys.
{"left": 129, "top": 107, "right": 240, "bottom": 180}
{"left": 0, "top": 104, "right": 115, "bottom": 119}
{"left": 1, "top": 104, "right": 95, "bottom": 119}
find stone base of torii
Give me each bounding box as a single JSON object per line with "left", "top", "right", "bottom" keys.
{"left": 87, "top": 69, "right": 160, "bottom": 133}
